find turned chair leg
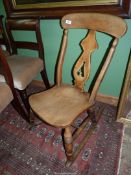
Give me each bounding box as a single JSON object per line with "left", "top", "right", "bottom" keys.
{"left": 64, "top": 126, "right": 73, "bottom": 164}
{"left": 40, "top": 70, "right": 50, "bottom": 89}
{"left": 12, "top": 96, "right": 30, "bottom": 123}
{"left": 19, "top": 89, "right": 30, "bottom": 114}
{"left": 88, "top": 108, "right": 97, "bottom": 123}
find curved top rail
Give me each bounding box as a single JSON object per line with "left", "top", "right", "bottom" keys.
{"left": 61, "top": 13, "right": 127, "bottom": 38}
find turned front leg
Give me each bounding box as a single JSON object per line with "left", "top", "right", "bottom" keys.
{"left": 64, "top": 126, "right": 73, "bottom": 161}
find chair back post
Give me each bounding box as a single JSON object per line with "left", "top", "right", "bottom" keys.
{"left": 5, "top": 18, "right": 17, "bottom": 54}
{"left": 0, "top": 15, "right": 11, "bottom": 54}
{"left": 88, "top": 38, "right": 119, "bottom": 104}
{"left": 35, "top": 18, "right": 45, "bottom": 60}
{"left": 56, "top": 29, "right": 68, "bottom": 86}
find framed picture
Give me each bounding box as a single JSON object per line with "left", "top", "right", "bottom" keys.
{"left": 8, "top": 0, "right": 119, "bottom": 8}
{"left": 117, "top": 52, "right": 131, "bottom": 125}
{"left": 3, "top": 0, "right": 131, "bottom": 18}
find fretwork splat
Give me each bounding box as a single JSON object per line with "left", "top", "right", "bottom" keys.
{"left": 73, "top": 30, "right": 98, "bottom": 91}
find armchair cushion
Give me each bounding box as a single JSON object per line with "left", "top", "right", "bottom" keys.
{"left": 0, "top": 54, "right": 44, "bottom": 90}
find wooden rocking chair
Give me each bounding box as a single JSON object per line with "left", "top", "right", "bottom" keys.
{"left": 29, "top": 13, "right": 127, "bottom": 166}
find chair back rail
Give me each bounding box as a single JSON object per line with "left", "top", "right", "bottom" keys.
{"left": 61, "top": 13, "right": 127, "bottom": 38}
{"left": 13, "top": 41, "right": 39, "bottom": 50}
{"left": 5, "top": 18, "right": 44, "bottom": 59}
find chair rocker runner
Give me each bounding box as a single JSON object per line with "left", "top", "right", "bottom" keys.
{"left": 29, "top": 13, "right": 127, "bottom": 166}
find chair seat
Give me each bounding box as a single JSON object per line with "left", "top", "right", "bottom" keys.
{"left": 0, "top": 54, "right": 43, "bottom": 90}
{"left": 0, "top": 82, "right": 13, "bottom": 113}
{"left": 29, "top": 84, "right": 90, "bottom": 127}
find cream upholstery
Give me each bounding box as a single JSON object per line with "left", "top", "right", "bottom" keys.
{"left": 0, "top": 82, "right": 13, "bottom": 113}
{"left": 0, "top": 54, "right": 43, "bottom": 90}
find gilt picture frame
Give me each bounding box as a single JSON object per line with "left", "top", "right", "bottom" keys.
{"left": 10, "top": 0, "right": 119, "bottom": 9}
{"left": 3, "top": 0, "right": 131, "bottom": 18}
{"left": 117, "top": 52, "right": 131, "bottom": 125}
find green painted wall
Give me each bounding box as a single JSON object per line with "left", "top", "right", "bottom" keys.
{"left": 0, "top": 1, "right": 131, "bottom": 97}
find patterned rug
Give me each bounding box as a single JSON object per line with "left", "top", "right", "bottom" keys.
{"left": 0, "top": 85, "right": 123, "bottom": 175}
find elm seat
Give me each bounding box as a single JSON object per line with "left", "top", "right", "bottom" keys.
{"left": 29, "top": 84, "right": 90, "bottom": 127}
{"left": 0, "top": 82, "right": 13, "bottom": 113}
{"left": 29, "top": 13, "right": 127, "bottom": 166}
